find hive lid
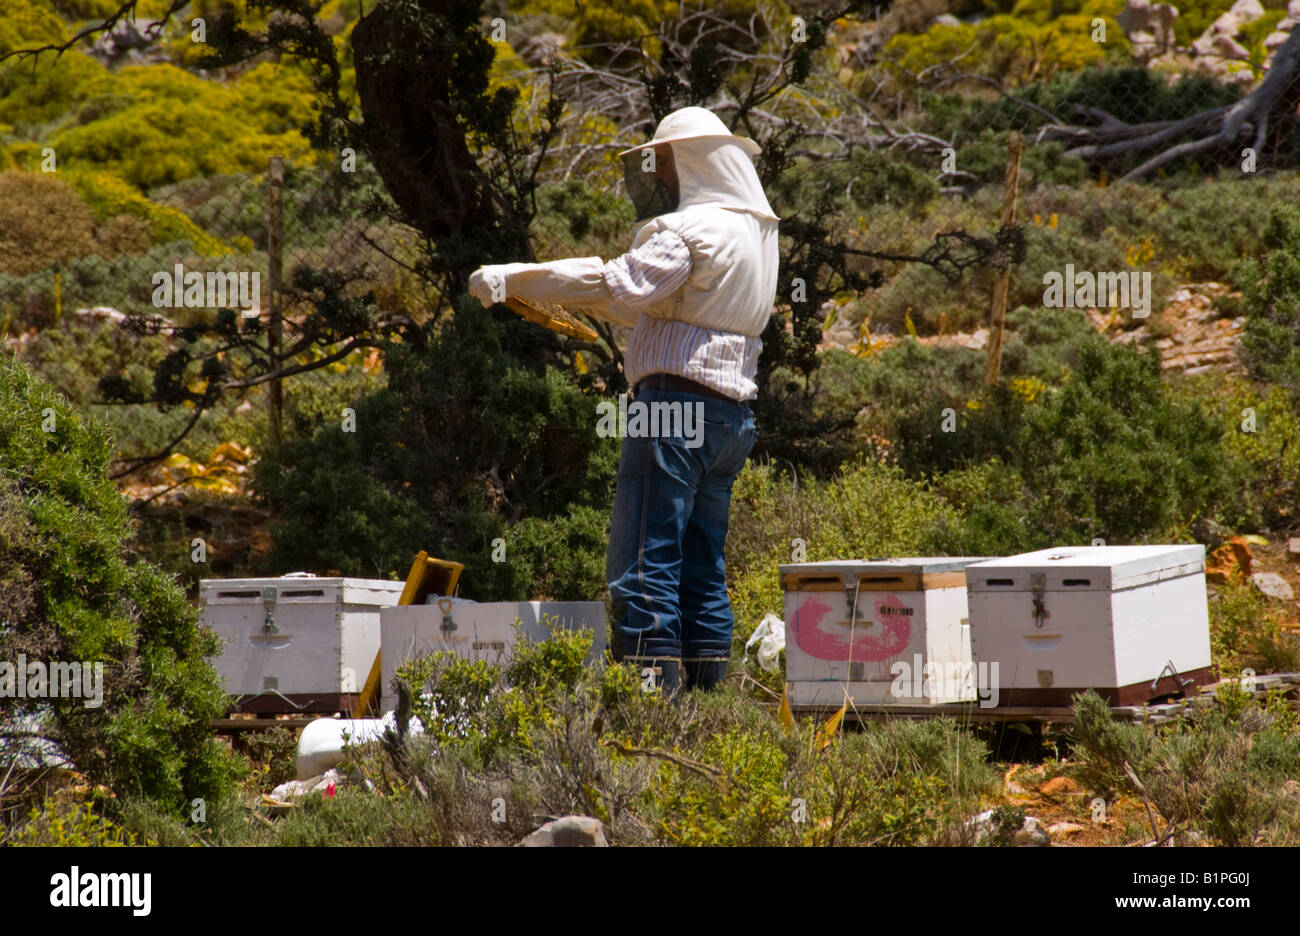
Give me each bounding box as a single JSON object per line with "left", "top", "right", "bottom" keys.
{"left": 779, "top": 557, "right": 989, "bottom": 592}
{"left": 966, "top": 545, "right": 1205, "bottom": 592}
{"left": 200, "top": 576, "right": 405, "bottom": 605}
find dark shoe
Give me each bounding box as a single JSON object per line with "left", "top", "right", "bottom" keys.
{"left": 683, "top": 658, "right": 729, "bottom": 692}
{"left": 626, "top": 656, "right": 682, "bottom": 699}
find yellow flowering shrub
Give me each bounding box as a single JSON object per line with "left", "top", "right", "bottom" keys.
{"left": 37, "top": 61, "right": 315, "bottom": 190}
{"left": 887, "top": 14, "right": 1127, "bottom": 87}
{"left": 67, "top": 168, "right": 231, "bottom": 255}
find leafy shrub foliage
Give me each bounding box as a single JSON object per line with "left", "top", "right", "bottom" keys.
{"left": 1071, "top": 688, "right": 1300, "bottom": 845}
{"left": 384, "top": 626, "right": 995, "bottom": 846}
{"left": 4, "top": 800, "right": 143, "bottom": 846}
{"left": 0, "top": 170, "right": 98, "bottom": 275}
{"left": 1238, "top": 206, "right": 1300, "bottom": 399}
{"left": 0, "top": 353, "right": 239, "bottom": 816}
{"left": 257, "top": 296, "right": 618, "bottom": 596}
{"left": 886, "top": 12, "right": 1124, "bottom": 88}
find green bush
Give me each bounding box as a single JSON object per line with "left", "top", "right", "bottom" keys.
{"left": 886, "top": 14, "right": 1125, "bottom": 89}
{"left": 530, "top": 178, "right": 634, "bottom": 258}
{"left": 653, "top": 726, "right": 795, "bottom": 846}
{"left": 956, "top": 135, "right": 1089, "bottom": 188}
{"left": 19, "top": 317, "right": 196, "bottom": 445}
{"left": 1071, "top": 688, "right": 1300, "bottom": 845}
{"left": 1237, "top": 206, "right": 1300, "bottom": 399}
{"left": 824, "top": 330, "right": 1244, "bottom": 547}
{"left": 0, "top": 170, "right": 98, "bottom": 276}
{"left": 965, "top": 67, "right": 1241, "bottom": 136}
{"left": 5, "top": 800, "right": 143, "bottom": 847}
{"left": 468, "top": 504, "right": 611, "bottom": 602}
{"left": 394, "top": 619, "right": 596, "bottom": 766}
{"left": 273, "top": 786, "right": 446, "bottom": 846}
{"left": 0, "top": 353, "right": 240, "bottom": 816}
{"left": 257, "top": 296, "right": 619, "bottom": 595}
{"left": 1009, "top": 336, "right": 1236, "bottom": 541}
{"left": 0, "top": 46, "right": 107, "bottom": 130}
{"left": 34, "top": 63, "right": 316, "bottom": 191}
{"left": 373, "top": 621, "right": 998, "bottom": 846}
{"left": 726, "top": 458, "right": 963, "bottom": 641}
{"left": 912, "top": 337, "right": 1236, "bottom": 542}
{"left": 1209, "top": 579, "right": 1300, "bottom": 675}
{"left": 927, "top": 460, "right": 1046, "bottom": 556}
{"left": 772, "top": 148, "right": 940, "bottom": 218}
{"left": 1154, "top": 175, "right": 1300, "bottom": 282}
{"left": 1210, "top": 380, "right": 1300, "bottom": 529}
{"left": 650, "top": 713, "right": 997, "bottom": 846}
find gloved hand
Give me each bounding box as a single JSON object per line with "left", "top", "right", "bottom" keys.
{"left": 468, "top": 265, "right": 511, "bottom": 307}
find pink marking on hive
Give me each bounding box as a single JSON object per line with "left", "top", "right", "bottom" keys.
{"left": 792, "top": 593, "right": 913, "bottom": 662}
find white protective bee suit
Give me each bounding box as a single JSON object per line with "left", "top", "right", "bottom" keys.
{"left": 469, "top": 106, "right": 780, "bottom": 400}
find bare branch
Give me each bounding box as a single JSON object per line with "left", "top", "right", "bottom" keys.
{"left": 0, "top": 0, "right": 189, "bottom": 64}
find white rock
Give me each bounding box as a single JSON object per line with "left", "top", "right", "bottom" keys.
{"left": 1252, "top": 571, "right": 1295, "bottom": 601}
{"left": 967, "top": 809, "right": 1052, "bottom": 846}
{"left": 75, "top": 306, "right": 127, "bottom": 323}
{"left": 1119, "top": 0, "right": 1178, "bottom": 54}
{"left": 1214, "top": 0, "right": 1267, "bottom": 35}
{"left": 1047, "top": 821, "right": 1086, "bottom": 837}
{"left": 519, "top": 816, "right": 608, "bottom": 847}
{"left": 1193, "top": 32, "right": 1250, "bottom": 60}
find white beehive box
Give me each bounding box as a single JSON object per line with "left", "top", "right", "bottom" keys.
{"left": 379, "top": 600, "right": 607, "bottom": 712}
{"left": 201, "top": 574, "right": 404, "bottom": 712}
{"left": 966, "top": 545, "right": 1213, "bottom": 706}
{"left": 780, "top": 558, "right": 988, "bottom": 707}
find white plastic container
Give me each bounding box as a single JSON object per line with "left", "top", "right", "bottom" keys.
{"left": 779, "top": 558, "right": 988, "bottom": 707}
{"left": 379, "top": 600, "right": 607, "bottom": 712}
{"left": 201, "top": 574, "right": 404, "bottom": 713}
{"left": 295, "top": 712, "right": 423, "bottom": 778}
{"left": 966, "top": 545, "right": 1213, "bottom": 706}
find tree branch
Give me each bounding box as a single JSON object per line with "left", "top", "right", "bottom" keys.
{"left": 0, "top": 0, "right": 189, "bottom": 64}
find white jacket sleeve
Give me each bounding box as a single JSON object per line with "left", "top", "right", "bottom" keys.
{"left": 602, "top": 230, "right": 693, "bottom": 307}
{"left": 481, "top": 232, "right": 694, "bottom": 330}
{"left": 483, "top": 258, "right": 636, "bottom": 329}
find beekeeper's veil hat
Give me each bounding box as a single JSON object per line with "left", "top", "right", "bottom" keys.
{"left": 618, "top": 106, "right": 779, "bottom": 222}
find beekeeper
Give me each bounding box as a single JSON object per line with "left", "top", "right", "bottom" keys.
{"left": 469, "top": 106, "right": 779, "bottom": 695}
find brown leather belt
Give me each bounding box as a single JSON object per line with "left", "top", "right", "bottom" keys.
{"left": 634, "top": 372, "right": 734, "bottom": 402}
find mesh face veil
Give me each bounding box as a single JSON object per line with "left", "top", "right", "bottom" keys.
{"left": 622, "top": 150, "right": 678, "bottom": 221}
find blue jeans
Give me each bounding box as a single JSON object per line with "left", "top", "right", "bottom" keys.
{"left": 606, "top": 387, "right": 757, "bottom": 664}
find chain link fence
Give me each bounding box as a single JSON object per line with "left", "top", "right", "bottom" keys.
{"left": 0, "top": 157, "right": 429, "bottom": 490}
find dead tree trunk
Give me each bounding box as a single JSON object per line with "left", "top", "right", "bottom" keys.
{"left": 1051, "top": 29, "right": 1300, "bottom": 180}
